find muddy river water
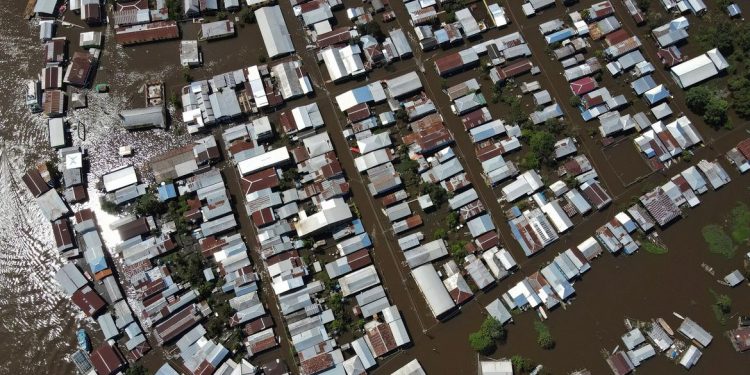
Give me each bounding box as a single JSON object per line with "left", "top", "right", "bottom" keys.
{"left": 0, "top": 0, "right": 748, "bottom": 374}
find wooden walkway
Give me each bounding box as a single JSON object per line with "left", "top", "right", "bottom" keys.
{"left": 24, "top": 0, "right": 36, "bottom": 20}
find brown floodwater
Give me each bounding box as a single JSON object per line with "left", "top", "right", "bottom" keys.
{"left": 1, "top": 0, "right": 748, "bottom": 374}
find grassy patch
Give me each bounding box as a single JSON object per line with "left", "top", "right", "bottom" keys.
{"left": 641, "top": 241, "right": 668, "bottom": 255}
{"left": 709, "top": 289, "right": 732, "bottom": 325}
{"left": 533, "top": 321, "right": 555, "bottom": 350}
{"left": 729, "top": 202, "right": 750, "bottom": 244}
{"left": 701, "top": 224, "right": 735, "bottom": 259}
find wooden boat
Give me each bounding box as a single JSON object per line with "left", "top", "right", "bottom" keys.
{"left": 658, "top": 317, "right": 675, "bottom": 336}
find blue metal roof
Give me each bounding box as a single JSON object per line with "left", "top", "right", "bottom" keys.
{"left": 545, "top": 28, "right": 575, "bottom": 44}
{"left": 157, "top": 183, "right": 177, "bottom": 202}
{"left": 88, "top": 256, "right": 108, "bottom": 273}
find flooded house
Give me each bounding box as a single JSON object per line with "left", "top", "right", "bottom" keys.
{"left": 670, "top": 48, "right": 728, "bottom": 89}
{"left": 256, "top": 6, "right": 295, "bottom": 58}
{"left": 411, "top": 264, "right": 456, "bottom": 319}
{"left": 114, "top": 21, "right": 180, "bottom": 46}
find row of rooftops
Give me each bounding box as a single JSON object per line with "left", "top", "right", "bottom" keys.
{"left": 218, "top": 97, "right": 416, "bottom": 373}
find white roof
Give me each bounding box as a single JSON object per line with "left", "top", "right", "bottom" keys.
{"left": 237, "top": 147, "right": 289, "bottom": 175}
{"left": 479, "top": 360, "right": 513, "bottom": 375}
{"left": 411, "top": 264, "right": 455, "bottom": 318}
{"left": 102, "top": 166, "right": 137, "bottom": 192}
{"left": 670, "top": 54, "right": 719, "bottom": 88}
{"left": 255, "top": 6, "right": 294, "bottom": 58}
{"left": 294, "top": 198, "right": 353, "bottom": 237}
{"left": 541, "top": 201, "right": 574, "bottom": 233}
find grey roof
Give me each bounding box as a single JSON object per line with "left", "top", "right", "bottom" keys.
{"left": 255, "top": 6, "right": 294, "bottom": 58}
{"left": 622, "top": 328, "right": 646, "bottom": 350}
{"left": 389, "top": 29, "right": 413, "bottom": 57}
{"left": 449, "top": 188, "right": 478, "bottom": 210}
{"left": 467, "top": 214, "right": 494, "bottom": 238}
{"left": 723, "top": 270, "right": 745, "bottom": 287}
{"left": 404, "top": 239, "right": 448, "bottom": 268}
{"left": 200, "top": 214, "right": 237, "bottom": 237}
{"left": 678, "top": 318, "right": 713, "bottom": 347}
{"left": 339, "top": 265, "right": 380, "bottom": 296}
{"left": 386, "top": 71, "right": 422, "bottom": 98}
{"left": 54, "top": 263, "right": 88, "bottom": 297}
{"left": 97, "top": 313, "right": 119, "bottom": 340}
{"left": 34, "top": 0, "right": 57, "bottom": 14}
{"left": 48, "top": 118, "right": 66, "bottom": 148}
{"left": 485, "top": 298, "right": 512, "bottom": 324}
{"left": 411, "top": 264, "right": 455, "bottom": 318}
{"left": 120, "top": 106, "right": 166, "bottom": 129}
{"left": 530, "top": 103, "right": 563, "bottom": 125}
{"left": 631, "top": 75, "right": 656, "bottom": 96}
{"left": 209, "top": 90, "right": 242, "bottom": 120}
{"left": 385, "top": 202, "right": 412, "bottom": 222}
{"left": 37, "top": 189, "right": 69, "bottom": 221}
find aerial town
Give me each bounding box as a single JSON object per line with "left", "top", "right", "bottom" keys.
{"left": 13, "top": 0, "right": 750, "bottom": 373}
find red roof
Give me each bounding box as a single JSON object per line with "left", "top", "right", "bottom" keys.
{"left": 115, "top": 21, "right": 180, "bottom": 45}
{"left": 380, "top": 190, "right": 406, "bottom": 207}
{"left": 90, "top": 344, "right": 126, "bottom": 375}
{"left": 569, "top": 77, "right": 598, "bottom": 95}
{"left": 346, "top": 103, "right": 371, "bottom": 123}
{"left": 605, "top": 29, "right": 630, "bottom": 46}
{"left": 315, "top": 27, "right": 352, "bottom": 48}
{"left": 366, "top": 323, "right": 398, "bottom": 357}
{"left": 346, "top": 249, "right": 372, "bottom": 271}
{"left": 52, "top": 219, "right": 73, "bottom": 250}
{"left": 65, "top": 51, "right": 95, "bottom": 87}
{"left": 434, "top": 53, "right": 464, "bottom": 76}
{"left": 497, "top": 59, "right": 533, "bottom": 80}
{"left": 461, "top": 108, "right": 492, "bottom": 130}
{"left": 459, "top": 200, "right": 485, "bottom": 222}
{"left": 475, "top": 231, "right": 500, "bottom": 251}
{"left": 581, "top": 181, "right": 611, "bottom": 209}
{"left": 22, "top": 169, "right": 50, "bottom": 197}
{"left": 75, "top": 208, "right": 95, "bottom": 224}
{"left": 240, "top": 168, "right": 279, "bottom": 195}
{"left": 736, "top": 138, "right": 750, "bottom": 159}
{"left": 251, "top": 207, "right": 276, "bottom": 228}
{"left": 300, "top": 352, "right": 334, "bottom": 375}
{"left": 71, "top": 286, "right": 106, "bottom": 317}
{"left": 244, "top": 316, "right": 275, "bottom": 336}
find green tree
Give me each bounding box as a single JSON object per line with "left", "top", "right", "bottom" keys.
{"left": 134, "top": 193, "right": 166, "bottom": 217}
{"left": 704, "top": 98, "right": 729, "bottom": 128}
{"left": 636, "top": 0, "right": 650, "bottom": 10}
{"left": 446, "top": 212, "right": 459, "bottom": 229}
{"left": 685, "top": 86, "right": 713, "bottom": 114}
{"left": 480, "top": 316, "right": 506, "bottom": 341}
{"left": 469, "top": 331, "right": 495, "bottom": 354}
{"left": 529, "top": 131, "right": 556, "bottom": 164}
{"left": 125, "top": 364, "right": 148, "bottom": 375}
{"left": 729, "top": 77, "right": 750, "bottom": 119}
{"left": 568, "top": 95, "right": 581, "bottom": 108}
{"left": 433, "top": 228, "right": 447, "bottom": 240}
{"left": 241, "top": 9, "right": 255, "bottom": 23}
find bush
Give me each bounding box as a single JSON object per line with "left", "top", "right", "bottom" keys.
{"left": 100, "top": 197, "right": 119, "bottom": 214}
{"left": 702, "top": 224, "right": 735, "bottom": 258}
{"left": 469, "top": 331, "right": 495, "bottom": 354}
{"left": 729, "top": 202, "right": 750, "bottom": 244}
{"left": 569, "top": 95, "right": 581, "bottom": 108}
{"left": 124, "top": 364, "right": 148, "bottom": 375}
{"left": 534, "top": 321, "right": 555, "bottom": 349}
{"left": 511, "top": 355, "right": 536, "bottom": 373}
{"left": 642, "top": 241, "right": 668, "bottom": 255}
{"left": 433, "top": 228, "right": 447, "bottom": 240}
{"left": 636, "top": 0, "right": 650, "bottom": 11}
{"left": 241, "top": 9, "right": 255, "bottom": 23}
